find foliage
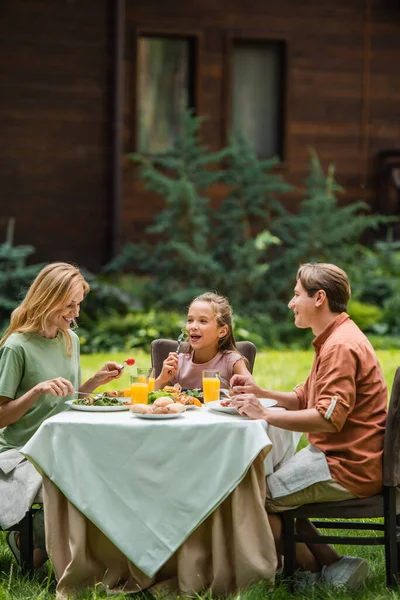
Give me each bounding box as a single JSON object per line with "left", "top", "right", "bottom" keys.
{"left": 265, "top": 151, "right": 393, "bottom": 319}
{"left": 0, "top": 220, "right": 43, "bottom": 333}
{"left": 347, "top": 300, "right": 384, "bottom": 333}
{"left": 105, "top": 110, "right": 290, "bottom": 312}
{"left": 347, "top": 234, "right": 400, "bottom": 336}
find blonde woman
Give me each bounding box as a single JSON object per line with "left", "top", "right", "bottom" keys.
{"left": 0, "top": 262, "right": 122, "bottom": 570}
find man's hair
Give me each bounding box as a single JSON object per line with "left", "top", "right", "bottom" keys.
{"left": 296, "top": 263, "right": 351, "bottom": 313}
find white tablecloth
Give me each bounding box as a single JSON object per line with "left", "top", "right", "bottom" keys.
{"left": 22, "top": 406, "right": 299, "bottom": 578}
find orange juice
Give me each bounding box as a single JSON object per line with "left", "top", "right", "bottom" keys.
{"left": 138, "top": 375, "right": 147, "bottom": 383}
{"left": 130, "top": 382, "right": 149, "bottom": 404}
{"left": 148, "top": 377, "right": 155, "bottom": 392}
{"left": 203, "top": 377, "right": 220, "bottom": 403}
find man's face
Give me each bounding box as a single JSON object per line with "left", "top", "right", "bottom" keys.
{"left": 288, "top": 280, "right": 318, "bottom": 329}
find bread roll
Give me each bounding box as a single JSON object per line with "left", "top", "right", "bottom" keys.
{"left": 152, "top": 406, "right": 169, "bottom": 414}
{"left": 154, "top": 396, "right": 175, "bottom": 407}
{"left": 167, "top": 403, "right": 186, "bottom": 414}
{"left": 130, "top": 404, "right": 152, "bottom": 414}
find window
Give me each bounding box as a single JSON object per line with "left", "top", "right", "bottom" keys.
{"left": 231, "top": 40, "right": 285, "bottom": 158}
{"left": 137, "top": 35, "right": 196, "bottom": 153}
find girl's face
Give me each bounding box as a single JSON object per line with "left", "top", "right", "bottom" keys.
{"left": 43, "top": 283, "right": 85, "bottom": 338}
{"left": 186, "top": 301, "right": 228, "bottom": 352}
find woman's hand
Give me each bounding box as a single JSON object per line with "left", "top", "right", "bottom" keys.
{"left": 93, "top": 361, "right": 123, "bottom": 386}
{"left": 230, "top": 374, "right": 263, "bottom": 397}
{"left": 160, "top": 352, "right": 179, "bottom": 381}
{"left": 34, "top": 377, "right": 75, "bottom": 397}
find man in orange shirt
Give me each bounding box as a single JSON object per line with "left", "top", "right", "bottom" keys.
{"left": 231, "top": 263, "right": 387, "bottom": 590}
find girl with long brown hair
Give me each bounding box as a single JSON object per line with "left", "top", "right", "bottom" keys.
{"left": 155, "top": 292, "right": 251, "bottom": 390}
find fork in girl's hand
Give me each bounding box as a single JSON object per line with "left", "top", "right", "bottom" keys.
{"left": 168, "top": 331, "right": 188, "bottom": 375}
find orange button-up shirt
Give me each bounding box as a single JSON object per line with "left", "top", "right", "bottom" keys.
{"left": 294, "top": 313, "right": 387, "bottom": 498}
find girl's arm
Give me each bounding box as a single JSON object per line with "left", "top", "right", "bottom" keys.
{"left": 0, "top": 377, "right": 75, "bottom": 428}
{"left": 232, "top": 358, "right": 254, "bottom": 379}
{"left": 155, "top": 352, "right": 179, "bottom": 390}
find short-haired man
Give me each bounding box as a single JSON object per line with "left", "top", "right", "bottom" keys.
{"left": 231, "top": 263, "right": 387, "bottom": 590}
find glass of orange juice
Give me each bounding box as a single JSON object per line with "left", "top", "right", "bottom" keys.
{"left": 148, "top": 368, "right": 155, "bottom": 393}
{"left": 130, "top": 373, "right": 149, "bottom": 405}
{"left": 202, "top": 370, "right": 221, "bottom": 403}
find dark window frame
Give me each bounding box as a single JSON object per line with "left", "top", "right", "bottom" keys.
{"left": 222, "top": 32, "right": 289, "bottom": 163}
{"left": 127, "top": 26, "right": 202, "bottom": 154}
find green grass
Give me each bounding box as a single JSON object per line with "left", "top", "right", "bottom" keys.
{"left": 0, "top": 349, "right": 398, "bottom": 599}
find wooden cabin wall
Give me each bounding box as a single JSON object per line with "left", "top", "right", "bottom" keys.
{"left": 0, "top": 1, "right": 399, "bottom": 268}
{"left": 0, "top": 0, "right": 111, "bottom": 270}
{"left": 123, "top": 0, "right": 400, "bottom": 245}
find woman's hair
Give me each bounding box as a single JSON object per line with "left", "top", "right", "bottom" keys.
{"left": 187, "top": 292, "right": 240, "bottom": 354}
{"left": 0, "top": 262, "right": 89, "bottom": 355}
{"left": 296, "top": 263, "right": 351, "bottom": 313}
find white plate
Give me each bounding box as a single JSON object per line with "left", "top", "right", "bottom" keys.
{"left": 132, "top": 412, "right": 183, "bottom": 420}
{"left": 206, "top": 398, "right": 277, "bottom": 415}
{"left": 65, "top": 399, "right": 129, "bottom": 412}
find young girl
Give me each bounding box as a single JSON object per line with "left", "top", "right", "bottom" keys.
{"left": 155, "top": 292, "right": 251, "bottom": 390}
{"left": 0, "top": 262, "right": 123, "bottom": 570}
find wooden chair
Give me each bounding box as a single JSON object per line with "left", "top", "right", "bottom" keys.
{"left": 282, "top": 367, "right": 400, "bottom": 589}
{"left": 150, "top": 339, "right": 257, "bottom": 377}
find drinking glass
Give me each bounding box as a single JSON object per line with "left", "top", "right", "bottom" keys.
{"left": 148, "top": 368, "right": 156, "bottom": 393}
{"left": 130, "top": 372, "right": 149, "bottom": 405}
{"left": 202, "top": 370, "right": 221, "bottom": 403}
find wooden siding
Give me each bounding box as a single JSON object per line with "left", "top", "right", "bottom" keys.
{"left": 0, "top": 1, "right": 111, "bottom": 270}
{"left": 0, "top": 0, "right": 399, "bottom": 269}
{"left": 123, "top": 0, "right": 400, "bottom": 244}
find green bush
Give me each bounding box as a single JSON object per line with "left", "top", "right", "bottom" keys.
{"left": 347, "top": 300, "right": 384, "bottom": 333}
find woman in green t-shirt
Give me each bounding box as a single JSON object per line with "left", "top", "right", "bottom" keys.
{"left": 0, "top": 262, "right": 123, "bottom": 571}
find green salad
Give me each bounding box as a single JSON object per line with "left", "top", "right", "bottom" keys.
{"left": 148, "top": 390, "right": 175, "bottom": 404}
{"left": 73, "top": 396, "right": 125, "bottom": 406}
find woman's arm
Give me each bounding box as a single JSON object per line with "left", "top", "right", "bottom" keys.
{"left": 0, "top": 377, "right": 75, "bottom": 428}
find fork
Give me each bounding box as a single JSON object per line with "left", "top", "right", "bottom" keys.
{"left": 168, "top": 331, "right": 188, "bottom": 375}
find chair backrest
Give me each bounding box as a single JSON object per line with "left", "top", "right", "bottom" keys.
{"left": 150, "top": 339, "right": 257, "bottom": 378}
{"left": 383, "top": 367, "right": 400, "bottom": 487}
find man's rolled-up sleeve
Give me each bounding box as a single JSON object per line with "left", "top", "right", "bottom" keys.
{"left": 313, "top": 344, "right": 357, "bottom": 431}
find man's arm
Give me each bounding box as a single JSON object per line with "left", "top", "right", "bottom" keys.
{"left": 230, "top": 394, "right": 337, "bottom": 433}
{"left": 230, "top": 375, "right": 301, "bottom": 410}
{"left": 263, "top": 406, "right": 337, "bottom": 433}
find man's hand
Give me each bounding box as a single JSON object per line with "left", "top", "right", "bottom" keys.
{"left": 230, "top": 393, "right": 267, "bottom": 420}
{"left": 230, "top": 374, "right": 262, "bottom": 397}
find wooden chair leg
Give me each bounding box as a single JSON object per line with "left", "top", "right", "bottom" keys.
{"left": 282, "top": 513, "right": 296, "bottom": 590}
{"left": 384, "top": 488, "right": 398, "bottom": 588}
{"left": 18, "top": 510, "right": 34, "bottom": 575}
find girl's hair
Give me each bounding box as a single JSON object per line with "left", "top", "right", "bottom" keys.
{"left": 0, "top": 262, "right": 89, "bottom": 356}
{"left": 188, "top": 292, "right": 240, "bottom": 354}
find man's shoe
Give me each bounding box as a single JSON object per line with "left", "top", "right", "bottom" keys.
{"left": 321, "top": 556, "right": 369, "bottom": 590}
{"left": 294, "top": 569, "right": 321, "bottom": 591}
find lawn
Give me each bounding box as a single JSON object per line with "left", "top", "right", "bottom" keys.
{"left": 0, "top": 349, "right": 398, "bottom": 600}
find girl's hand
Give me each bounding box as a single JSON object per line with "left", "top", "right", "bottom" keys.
{"left": 93, "top": 362, "right": 123, "bottom": 386}
{"left": 160, "top": 352, "right": 179, "bottom": 381}
{"left": 230, "top": 393, "right": 267, "bottom": 420}
{"left": 34, "top": 377, "right": 75, "bottom": 398}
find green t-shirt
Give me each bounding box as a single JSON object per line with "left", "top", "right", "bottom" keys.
{"left": 0, "top": 331, "right": 81, "bottom": 452}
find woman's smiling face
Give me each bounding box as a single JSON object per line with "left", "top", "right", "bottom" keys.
{"left": 44, "top": 283, "right": 84, "bottom": 338}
